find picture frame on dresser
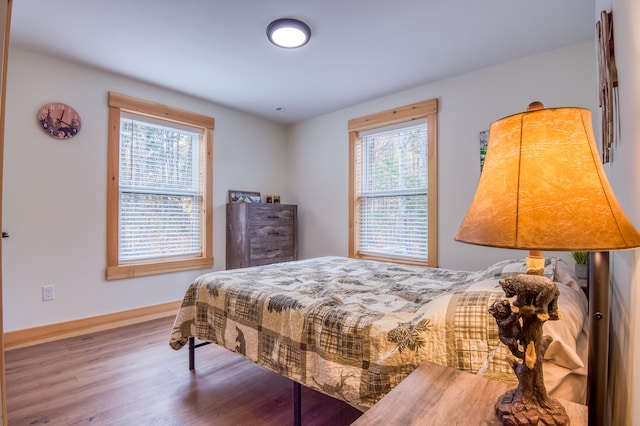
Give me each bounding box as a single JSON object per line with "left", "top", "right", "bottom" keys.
{"left": 228, "top": 190, "right": 261, "bottom": 204}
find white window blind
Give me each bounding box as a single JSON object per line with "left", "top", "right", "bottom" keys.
{"left": 118, "top": 113, "right": 204, "bottom": 262}
{"left": 358, "top": 120, "right": 428, "bottom": 261}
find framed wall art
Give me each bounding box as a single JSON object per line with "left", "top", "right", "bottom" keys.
{"left": 479, "top": 130, "right": 489, "bottom": 172}
{"left": 228, "top": 190, "right": 261, "bottom": 203}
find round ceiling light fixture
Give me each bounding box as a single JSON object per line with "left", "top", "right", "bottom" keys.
{"left": 267, "top": 18, "right": 311, "bottom": 48}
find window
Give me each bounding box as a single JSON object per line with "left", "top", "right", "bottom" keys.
{"left": 348, "top": 99, "right": 438, "bottom": 266}
{"left": 107, "top": 92, "right": 214, "bottom": 279}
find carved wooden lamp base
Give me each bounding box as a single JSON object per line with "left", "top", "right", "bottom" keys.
{"left": 495, "top": 389, "right": 569, "bottom": 426}
{"left": 490, "top": 250, "right": 569, "bottom": 426}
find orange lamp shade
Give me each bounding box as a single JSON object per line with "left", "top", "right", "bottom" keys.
{"left": 455, "top": 106, "right": 640, "bottom": 251}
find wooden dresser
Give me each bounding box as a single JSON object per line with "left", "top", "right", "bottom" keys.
{"left": 226, "top": 203, "right": 298, "bottom": 270}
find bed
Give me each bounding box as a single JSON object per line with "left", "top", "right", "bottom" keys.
{"left": 169, "top": 256, "right": 588, "bottom": 412}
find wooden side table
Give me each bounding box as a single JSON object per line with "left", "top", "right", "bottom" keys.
{"left": 352, "top": 361, "right": 587, "bottom": 425}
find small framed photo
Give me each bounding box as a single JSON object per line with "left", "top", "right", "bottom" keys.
{"left": 273, "top": 195, "right": 280, "bottom": 204}
{"left": 229, "top": 190, "right": 261, "bottom": 204}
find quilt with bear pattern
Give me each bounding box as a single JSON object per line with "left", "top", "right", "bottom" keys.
{"left": 170, "top": 256, "right": 587, "bottom": 408}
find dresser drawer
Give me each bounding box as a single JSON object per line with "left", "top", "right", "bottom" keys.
{"left": 248, "top": 205, "right": 295, "bottom": 225}
{"left": 249, "top": 241, "right": 295, "bottom": 261}
{"left": 249, "top": 225, "right": 293, "bottom": 242}
{"left": 248, "top": 255, "right": 295, "bottom": 267}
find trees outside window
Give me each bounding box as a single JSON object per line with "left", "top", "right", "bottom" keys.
{"left": 106, "top": 92, "right": 214, "bottom": 279}
{"left": 348, "top": 99, "right": 438, "bottom": 266}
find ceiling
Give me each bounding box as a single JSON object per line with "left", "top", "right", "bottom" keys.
{"left": 10, "top": 0, "right": 595, "bottom": 125}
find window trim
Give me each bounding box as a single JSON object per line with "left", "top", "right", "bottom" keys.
{"left": 106, "top": 92, "right": 214, "bottom": 280}
{"left": 348, "top": 98, "right": 438, "bottom": 267}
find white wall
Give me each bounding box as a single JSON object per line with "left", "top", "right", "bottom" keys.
{"left": 2, "top": 41, "right": 601, "bottom": 336}
{"left": 287, "top": 41, "right": 597, "bottom": 271}
{"left": 2, "top": 47, "right": 289, "bottom": 332}
{"left": 597, "top": 0, "right": 640, "bottom": 423}
{"left": 5, "top": 15, "right": 638, "bottom": 421}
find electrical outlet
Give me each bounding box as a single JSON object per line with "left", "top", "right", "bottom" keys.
{"left": 42, "top": 285, "right": 55, "bottom": 301}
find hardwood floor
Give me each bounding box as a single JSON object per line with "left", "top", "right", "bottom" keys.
{"left": 5, "top": 316, "right": 363, "bottom": 425}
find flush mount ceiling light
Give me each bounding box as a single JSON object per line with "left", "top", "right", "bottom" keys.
{"left": 266, "top": 18, "right": 311, "bottom": 48}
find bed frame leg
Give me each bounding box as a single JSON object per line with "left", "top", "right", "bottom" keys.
{"left": 189, "top": 337, "right": 195, "bottom": 370}
{"left": 293, "top": 381, "right": 301, "bottom": 426}
{"left": 188, "top": 338, "right": 211, "bottom": 371}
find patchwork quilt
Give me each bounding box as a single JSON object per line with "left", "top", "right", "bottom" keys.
{"left": 170, "top": 256, "right": 587, "bottom": 408}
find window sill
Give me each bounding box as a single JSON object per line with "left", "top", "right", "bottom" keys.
{"left": 106, "top": 256, "right": 213, "bottom": 280}
{"left": 350, "top": 253, "right": 434, "bottom": 268}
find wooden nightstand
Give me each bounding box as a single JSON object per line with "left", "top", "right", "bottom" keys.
{"left": 352, "top": 361, "right": 587, "bottom": 425}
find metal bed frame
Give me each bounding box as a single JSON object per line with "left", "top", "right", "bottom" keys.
{"left": 188, "top": 337, "right": 304, "bottom": 426}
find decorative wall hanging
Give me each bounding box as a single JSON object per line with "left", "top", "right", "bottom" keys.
{"left": 37, "top": 102, "right": 82, "bottom": 139}
{"left": 479, "top": 130, "right": 488, "bottom": 172}
{"left": 597, "top": 10, "right": 617, "bottom": 164}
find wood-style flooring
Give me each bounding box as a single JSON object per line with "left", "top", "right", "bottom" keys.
{"left": 5, "top": 316, "right": 363, "bottom": 425}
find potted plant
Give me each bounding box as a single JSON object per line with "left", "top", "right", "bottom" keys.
{"left": 572, "top": 251, "right": 588, "bottom": 279}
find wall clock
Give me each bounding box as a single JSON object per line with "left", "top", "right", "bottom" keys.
{"left": 37, "top": 102, "right": 82, "bottom": 139}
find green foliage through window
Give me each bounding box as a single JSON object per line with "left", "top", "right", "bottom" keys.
{"left": 359, "top": 122, "right": 428, "bottom": 260}
{"left": 118, "top": 115, "right": 203, "bottom": 262}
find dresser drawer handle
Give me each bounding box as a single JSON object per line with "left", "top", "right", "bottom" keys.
{"left": 268, "top": 232, "right": 281, "bottom": 236}
{"left": 267, "top": 215, "right": 280, "bottom": 219}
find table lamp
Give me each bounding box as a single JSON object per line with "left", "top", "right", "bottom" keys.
{"left": 455, "top": 102, "right": 640, "bottom": 425}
